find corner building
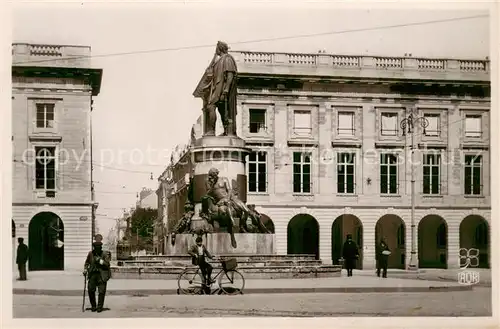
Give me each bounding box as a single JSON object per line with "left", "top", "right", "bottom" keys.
{"left": 233, "top": 51, "right": 490, "bottom": 269}
{"left": 12, "top": 43, "right": 103, "bottom": 270}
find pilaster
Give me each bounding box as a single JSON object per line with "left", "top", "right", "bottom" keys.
{"left": 447, "top": 220, "right": 460, "bottom": 269}
{"left": 362, "top": 215, "right": 377, "bottom": 269}
{"left": 319, "top": 221, "right": 332, "bottom": 264}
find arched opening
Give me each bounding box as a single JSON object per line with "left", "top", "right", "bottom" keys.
{"left": 260, "top": 214, "right": 275, "bottom": 234}
{"left": 331, "top": 214, "right": 363, "bottom": 269}
{"left": 460, "top": 215, "right": 490, "bottom": 269}
{"left": 418, "top": 215, "right": 448, "bottom": 268}
{"left": 287, "top": 214, "right": 319, "bottom": 259}
{"left": 28, "top": 212, "right": 64, "bottom": 271}
{"left": 375, "top": 215, "right": 406, "bottom": 269}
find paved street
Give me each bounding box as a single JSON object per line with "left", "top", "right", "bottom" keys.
{"left": 13, "top": 287, "right": 491, "bottom": 317}
{"left": 13, "top": 269, "right": 484, "bottom": 296}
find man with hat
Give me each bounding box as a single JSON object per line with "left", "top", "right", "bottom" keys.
{"left": 342, "top": 234, "right": 360, "bottom": 277}
{"left": 83, "top": 234, "right": 111, "bottom": 312}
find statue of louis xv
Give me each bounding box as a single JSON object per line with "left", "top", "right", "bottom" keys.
{"left": 193, "top": 41, "right": 238, "bottom": 137}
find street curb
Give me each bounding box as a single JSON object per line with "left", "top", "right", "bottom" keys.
{"left": 13, "top": 285, "right": 473, "bottom": 296}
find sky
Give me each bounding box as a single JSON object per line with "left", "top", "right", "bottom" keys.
{"left": 11, "top": 2, "right": 490, "bottom": 240}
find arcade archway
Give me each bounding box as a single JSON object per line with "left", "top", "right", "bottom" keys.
{"left": 460, "top": 215, "right": 489, "bottom": 268}
{"left": 28, "top": 212, "right": 64, "bottom": 271}
{"left": 375, "top": 215, "right": 406, "bottom": 269}
{"left": 418, "top": 215, "right": 447, "bottom": 268}
{"left": 287, "top": 214, "right": 319, "bottom": 259}
{"left": 331, "top": 214, "right": 363, "bottom": 269}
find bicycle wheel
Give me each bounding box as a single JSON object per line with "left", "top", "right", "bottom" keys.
{"left": 178, "top": 268, "right": 204, "bottom": 295}
{"left": 218, "top": 270, "right": 245, "bottom": 295}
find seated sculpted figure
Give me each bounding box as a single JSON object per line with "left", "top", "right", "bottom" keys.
{"left": 205, "top": 168, "right": 252, "bottom": 232}
{"left": 171, "top": 202, "right": 195, "bottom": 245}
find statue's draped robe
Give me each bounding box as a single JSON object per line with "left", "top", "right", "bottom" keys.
{"left": 209, "top": 53, "right": 238, "bottom": 134}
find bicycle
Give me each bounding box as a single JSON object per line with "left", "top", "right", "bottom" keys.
{"left": 177, "top": 257, "right": 245, "bottom": 295}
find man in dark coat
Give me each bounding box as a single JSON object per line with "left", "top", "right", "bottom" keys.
{"left": 376, "top": 240, "right": 390, "bottom": 278}
{"left": 83, "top": 235, "right": 111, "bottom": 312}
{"left": 16, "top": 237, "right": 29, "bottom": 281}
{"left": 342, "top": 234, "right": 359, "bottom": 277}
{"left": 188, "top": 236, "right": 215, "bottom": 292}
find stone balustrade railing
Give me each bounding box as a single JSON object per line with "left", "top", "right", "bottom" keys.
{"left": 232, "top": 51, "right": 490, "bottom": 78}
{"left": 12, "top": 43, "right": 92, "bottom": 68}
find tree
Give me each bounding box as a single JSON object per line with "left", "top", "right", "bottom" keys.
{"left": 128, "top": 207, "right": 157, "bottom": 252}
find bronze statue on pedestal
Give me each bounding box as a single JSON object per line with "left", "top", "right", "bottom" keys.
{"left": 193, "top": 41, "right": 238, "bottom": 137}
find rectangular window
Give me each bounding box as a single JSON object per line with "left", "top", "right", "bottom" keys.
{"left": 424, "top": 114, "right": 440, "bottom": 137}
{"left": 464, "top": 155, "right": 482, "bottom": 195}
{"left": 293, "top": 152, "right": 311, "bottom": 193}
{"left": 380, "top": 153, "right": 398, "bottom": 194}
{"left": 36, "top": 104, "right": 55, "bottom": 129}
{"left": 423, "top": 154, "right": 440, "bottom": 194}
{"left": 35, "top": 146, "right": 56, "bottom": 190}
{"left": 465, "top": 115, "right": 482, "bottom": 138}
{"left": 249, "top": 109, "right": 267, "bottom": 133}
{"left": 337, "top": 153, "right": 355, "bottom": 193}
{"left": 337, "top": 112, "right": 355, "bottom": 136}
{"left": 381, "top": 112, "right": 398, "bottom": 136}
{"left": 248, "top": 151, "right": 267, "bottom": 193}
{"left": 293, "top": 111, "right": 312, "bottom": 136}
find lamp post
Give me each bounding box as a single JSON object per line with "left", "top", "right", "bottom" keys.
{"left": 400, "top": 108, "right": 429, "bottom": 271}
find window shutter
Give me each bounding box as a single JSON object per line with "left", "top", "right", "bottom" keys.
{"left": 57, "top": 148, "right": 64, "bottom": 191}
{"left": 26, "top": 149, "right": 35, "bottom": 191}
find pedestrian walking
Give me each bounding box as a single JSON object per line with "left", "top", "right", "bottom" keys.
{"left": 376, "top": 239, "right": 391, "bottom": 278}
{"left": 83, "top": 234, "right": 111, "bottom": 312}
{"left": 16, "top": 237, "right": 29, "bottom": 281}
{"left": 342, "top": 234, "right": 359, "bottom": 277}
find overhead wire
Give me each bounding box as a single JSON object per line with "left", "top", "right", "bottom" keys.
{"left": 10, "top": 14, "right": 489, "bottom": 213}
{"left": 12, "top": 14, "right": 488, "bottom": 65}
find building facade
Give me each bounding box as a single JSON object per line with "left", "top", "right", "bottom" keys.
{"left": 234, "top": 50, "right": 490, "bottom": 270}
{"left": 12, "top": 43, "right": 103, "bottom": 270}
{"left": 136, "top": 188, "right": 158, "bottom": 209}
{"left": 159, "top": 51, "right": 490, "bottom": 270}
{"left": 155, "top": 119, "right": 202, "bottom": 254}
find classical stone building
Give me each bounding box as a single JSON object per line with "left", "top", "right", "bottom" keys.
{"left": 154, "top": 119, "right": 201, "bottom": 254}
{"left": 160, "top": 50, "right": 490, "bottom": 270}
{"left": 234, "top": 50, "right": 490, "bottom": 270}
{"left": 136, "top": 188, "right": 158, "bottom": 209}
{"left": 12, "top": 43, "right": 103, "bottom": 270}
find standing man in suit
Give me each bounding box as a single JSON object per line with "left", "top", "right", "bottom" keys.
{"left": 83, "top": 234, "right": 111, "bottom": 312}
{"left": 342, "top": 234, "right": 359, "bottom": 277}
{"left": 376, "top": 239, "right": 390, "bottom": 278}
{"left": 188, "top": 236, "right": 215, "bottom": 293}
{"left": 16, "top": 237, "right": 29, "bottom": 281}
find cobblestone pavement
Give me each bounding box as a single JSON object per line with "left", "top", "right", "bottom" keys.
{"left": 13, "top": 287, "right": 491, "bottom": 317}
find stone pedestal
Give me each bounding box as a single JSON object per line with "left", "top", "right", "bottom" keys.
{"left": 166, "top": 135, "right": 277, "bottom": 255}
{"left": 189, "top": 135, "right": 251, "bottom": 234}
{"left": 166, "top": 233, "right": 276, "bottom": 255}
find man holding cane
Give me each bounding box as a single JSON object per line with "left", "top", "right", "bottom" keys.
{"left": 83, "top": 234, "right": 111, "bottom": 313}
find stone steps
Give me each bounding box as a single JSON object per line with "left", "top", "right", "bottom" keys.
{"left": 112, "top": 254, "right": 337, "bottom": 279}
{"left": 117, "top": 260, "right": 323, "bottom": 267}
{"left": 129, "top": 254, "right": 318, "bottom": 262}
{"left": 111, "top": 264, "right": 341, "bottom": 280}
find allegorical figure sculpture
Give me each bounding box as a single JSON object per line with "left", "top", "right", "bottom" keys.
{"left": 193, "top": 41, "right": 238, "bottom": 137}
{"left": 170, "top": 202, "right": 196, "bottom": 245}
{"left": 247, "top": 204, "right": 271, "bottom": 234}
{"left": 200, "top": 168, "right": 248, "bottom": 247}
{"left": 198, "top": 168, "right": 271, "bottom": 248}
